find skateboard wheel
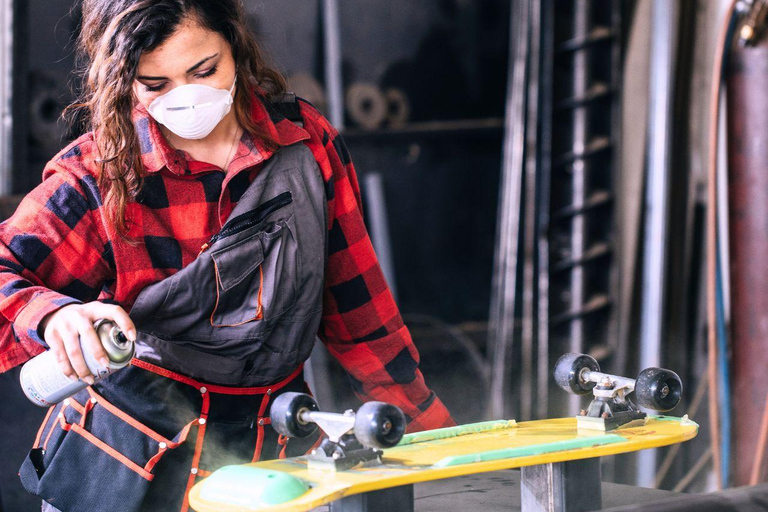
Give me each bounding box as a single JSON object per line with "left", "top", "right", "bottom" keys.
{"left": 553, "top": 353, "right": 600, "bottom": 395}
{"left": 353, "top": 402, "right": 406, "bottom": 449}
{"left": 270, "top": 392, "right": 320, "bottom": 438}
{"left": 635, "top": 368, "right": 682, "bottom": 412}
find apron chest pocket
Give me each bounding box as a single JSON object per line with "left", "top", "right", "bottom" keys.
{"left": 210, "top": 218, "right": 300, "bottom": 327}
{"left": 19, "top": 389, "right": 194, "bottom": 512}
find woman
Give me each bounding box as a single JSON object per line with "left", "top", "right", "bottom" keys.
{"left": 1, "top": 1, "right": 455, "bottom": 511}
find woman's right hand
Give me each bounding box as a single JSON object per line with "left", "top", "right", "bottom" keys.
{"left": 40, "top": 302, "right": 137, "bottom": 384}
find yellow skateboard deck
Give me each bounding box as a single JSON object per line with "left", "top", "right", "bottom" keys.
{"left": 189, "top": 415, "right": 697, "bottom": 512}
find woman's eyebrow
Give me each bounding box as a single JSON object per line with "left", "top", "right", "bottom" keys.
{"left": 137, "top": 53, "right": 220, "bottom": 81}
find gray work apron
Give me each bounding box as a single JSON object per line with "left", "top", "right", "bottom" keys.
{"left": 25, "top": 142, "right": 329, "bottom": 512}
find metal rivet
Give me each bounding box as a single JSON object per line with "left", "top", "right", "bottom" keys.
{"left": 63, "top": 399, "right": 70, "bottom": 406}
{"left": 159, "top": 442, "right": 167, "bottom": 450}
{"left": 200, "top": 387, "right": 207, "bottom": 394}
{"left": 258, "top": 419, "right": 265, "bottom": 426}
{"left": 199, "top": 418, "right": 207, "bottom": 425}
{"left": 90, "top": 398, "right": 97, "bottom": 404}
{"left": 57, "top": 413, "right": 64, "bottom": 419}
{"left": 191, "top": 468, "right": 198, "bottom": 475}
{"left": 267, "top": 389, "right": 272, "bottom": 396}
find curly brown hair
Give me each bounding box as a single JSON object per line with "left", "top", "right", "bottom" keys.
{"left": 67, "top": 0, "right": 287, "bottom": 234}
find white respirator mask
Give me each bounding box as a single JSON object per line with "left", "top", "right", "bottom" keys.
{"left": 147, "top": 75, "right": 237, "bottom": 140}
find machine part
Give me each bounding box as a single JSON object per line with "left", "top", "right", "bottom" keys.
{"left": 346, "top": 83, "right": 387, "bottom": 131}
{"left": 353, "top": 402, "right": 406, "bottom": 449}
{"left": 738, "top": 0, "right": 768, "bottom": 46}
{"left": 321, "top": 0, "right": 343, "bottom": 129}
{"left": 542, "top": 0, "right": 622, "bottom": 420}
{"left": 383, "top": 88, "right": 410, "bottom": 128}
{"left": 270, "top": 392, "right": 321, "bottom": 438}
{"left": 287, "top": 73, "right": 327, "bottom": 114}
{"left": 19, "top": 319, "right": 133, "bottom": 407}
{"left": 487, "top": 0, "right": 529, "bottom": 420}
{"left": 329, "top": 485, "right": 414, "bottom": 512}
{"left": 521, "top": 459, "right": 602, "bottom": 512}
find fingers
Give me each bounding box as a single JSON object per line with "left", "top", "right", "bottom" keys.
{"left": 88, "top": 303, "right": 137, "bottom": 341}
{"left": 41, "top": 302, "right": 137, "bottom": 386}
{"left": 75, "top": 316, "right": 109, "bottom": 370}
{"left": 61, "top": 322, "right": 94, "bottom": 384}
{"left": 46, "top": 329, "right": 77, "bottom": 381}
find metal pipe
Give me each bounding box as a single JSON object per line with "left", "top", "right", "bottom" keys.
{"left": 726, "top": 19, "right": 768, "bottom": 487}
{"left": 638, "top": 0, "right": 680, "bottom": 487}
{"left": 567, "top": 1, "right": 592, "bottom": 418}
{"left": 0, "top": 0, "right": 12, "bottom": 194}
{"left": 363, "top": 173, "right": 398, "bottom": 301}
{"left": 521, "top": 0, "right": 541, "bottom": 422}
{"left": 536, "top": 0, "right": 555, "bottom": 421}
{"left": 488, "top": 0, "right": 530, "bottom": 419}
{"left": 322, "top": 0, "right": 344, "bottom": 129}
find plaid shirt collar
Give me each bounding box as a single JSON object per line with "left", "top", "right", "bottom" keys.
{"left": 132, "top": 93, "right": 310, "bottom": 177}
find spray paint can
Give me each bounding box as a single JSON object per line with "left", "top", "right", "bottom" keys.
{"left": 19, "top": 319, "right": 135, "bottom": 407}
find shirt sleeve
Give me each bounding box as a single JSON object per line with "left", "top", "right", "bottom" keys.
{"left": 0, "top": 157, "right": 114, "bottom": 372}
{"left": 298, "top": 100, "right": 456, "bottom": 433}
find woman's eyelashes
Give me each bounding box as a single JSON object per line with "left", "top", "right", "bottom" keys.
{"left": 144, "top": 82, "right": 166, "bottom": 93}
{"left": 195, "top": 65, "right": 218, "bottom": 79}
{"left": 141, "top": 66, "right": 219, "bottom": 92}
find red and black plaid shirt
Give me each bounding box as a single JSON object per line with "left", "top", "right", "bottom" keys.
{"left": 0, "top": 95, "right": 454, "bottom": 432}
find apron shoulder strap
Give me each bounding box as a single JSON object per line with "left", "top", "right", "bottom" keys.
{"left": 269, "top": 92, "right": 304, "bottom": 128}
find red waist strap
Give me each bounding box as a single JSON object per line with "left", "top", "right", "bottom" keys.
{"left": 130, "top": 358, "right": 304, "bottom": 395}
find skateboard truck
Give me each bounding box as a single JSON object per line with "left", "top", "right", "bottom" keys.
{"left": 270, "top": 393, "right": 407, "bottom": 471}
{"left": 554, "top": 353, "right": 683, "bottom": 431}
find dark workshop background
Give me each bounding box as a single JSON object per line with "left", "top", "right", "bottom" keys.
{"left": 1, "top": 0, "right": 764, "bottom": 511}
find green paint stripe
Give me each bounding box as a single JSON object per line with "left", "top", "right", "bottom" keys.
{"left": 432, "top": 434, "right": 628, "bottom": 468}
{"left": 649, "top": 415, "right": 700, "bottom": 428}
{"left": 398, "top": 420, "right": 517, "bottom": 446}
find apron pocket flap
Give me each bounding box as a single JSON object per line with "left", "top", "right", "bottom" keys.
{"left": 211, "top": 232, "right": 265, "bottom": 292}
